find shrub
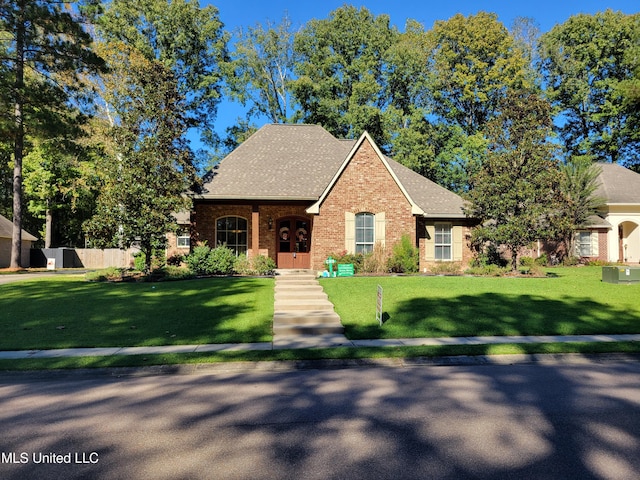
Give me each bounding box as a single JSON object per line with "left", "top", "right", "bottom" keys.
{"left": 520, "top": 256, "right": 535, "bottom": 267}
{"left": 466, "top": 264, "right": 509, "bottom": 276}
{"left": 185, "top": 244, "right": 214, "bottom": 275}
{"left": 149, "top": 265, "right": 195, "bottom": 281}
{"left": 328, "top": 251, "right": 365, "bottom": 273}
{"left": 233, "top": 254, "right": 254, "bottom": 275}
{"left": 362, "top": 242, "right": 389, "bottom": 274}
{"left": 430, "top": 262, "right": 462, "bottom": 275}
{"left": 251, "top": 255, "right": 276, "bottom": 276}
{"left": 85, "top": 267, "right": 125, "bottom": 282}
{"left": 388, "top": 234, "right": 419, "bottom": 273}
{"left": 207, "top": 245, "right": 236, "bottom": 275}
{"left": 185, "top": 244, "right": 236, "bottom": 275}
{"left": 535, "top": 253, "right": 548, "bottom": 266}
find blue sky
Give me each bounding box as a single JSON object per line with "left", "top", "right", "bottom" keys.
{"left": 203, "top": 0, "right": 639, "bottom": 143}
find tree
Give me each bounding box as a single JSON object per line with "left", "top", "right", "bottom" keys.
{"left": 552, "top": 157, "right": 604, "bottom": 260}
{"left": 421, "top": 12, "right": 531, "bottom": 191}
{"left": 539, "top": 10, "right": 640, "bottom": 167}
{"left": 92, "top": 0, "right": 228, "bottom": 149}
{"left": 84, "top": 0, "right": 227, "bottom": 271}
{"left": 223, "top": 15, "right": 295, "bottom": 124}
{"left": 84, "top": 44, "right": 195, "bottom": 272}
{"left": 464, "top": 91, "right": 559, "bottom": 271}
{"left": 426, "top": 12, "right": 530, "bottom": 136}
{"left": 0, "top": 0, "right": 103, "bottom": 268}
{"left": 291, "top": 5, "right": 398, "bottom": 147}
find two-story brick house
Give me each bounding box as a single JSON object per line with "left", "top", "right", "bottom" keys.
{"left": 191, "top": 124, "right": 472, "bottom": 271}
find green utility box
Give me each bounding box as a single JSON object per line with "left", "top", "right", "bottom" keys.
{"left": 602, "top": 266, "right": 640, "bottom": 284}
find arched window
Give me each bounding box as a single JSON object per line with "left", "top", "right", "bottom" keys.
{"left": 355, "top": 213, "right": 375, "bottom": 254}
{"left": 216, "top": 216, "right": 248, "bottom": 255}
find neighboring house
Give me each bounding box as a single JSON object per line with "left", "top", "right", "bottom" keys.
{"left": 191, "top": 124, "right": 472, "bottom": 272}
{"left": 166, "top": 210, "right": 191, "bottom": 260}
{"left": 579, "top": 163, "right": 640, "bottom": 264}
{"left": 0, "top": 214, "right": 38, "bottom": 268}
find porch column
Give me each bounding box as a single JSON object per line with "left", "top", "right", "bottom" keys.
{"left": 251, "top": 205, "right": 260, "bottom": 257}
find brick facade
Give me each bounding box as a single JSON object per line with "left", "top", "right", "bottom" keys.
{"left": 310, "top": 138, "right": 416, "bottom": 270}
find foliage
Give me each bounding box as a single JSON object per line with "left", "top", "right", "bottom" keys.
{"left": 85, "top": 267, "right": 126, "bottom": 282}
{"left": 251, "top": 255, "right": 277, "bottom": 276}
{"left": 83, "top": 43, "right": 196, "bottom": 273}
{"left": 185, "top": 244, "right": 236, "bottom": 276}
{"left": 233, "top": 254, "right": 276, "bottom": 276}
{"left": 465, "top": 90, "right": 559, "bottom": 271}
{"left": 0, "top": 0, "right": 104, "bottom": 267}
{"left": 388, "top": 234, "right": 419, "bottom": 273}
{"left": 91, "top": 0, "right": 228, "bottom": 149}
{"left": 328, "top": 251, "right": 366, "bottom": 274}
{"left": 291, "top": 5, "right": 398, "bottom": 148}
{"left": 429, "top": 262, "right": 463, "bottom": 275}
{"left": 551, "top": 158, "right": 604, "bottom": 261}
{"left": 223, "top": 15, "right": 295, "bottom": 124}
{"left": 426, "top": 12, "right": 531, "bottom": 136}
{"left": 362, "top": 242, "right": 390, "bottom": 274}
{"left": 539, "top": 10, "right": 640, "bottom": 167}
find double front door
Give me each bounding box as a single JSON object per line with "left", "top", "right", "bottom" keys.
{"left": 277, "top": 217, "right": 310, "bottom": 269}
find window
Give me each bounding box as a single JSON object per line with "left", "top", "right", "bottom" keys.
{"left": 216, "top": 216, "right": 247, "bottom": 255}
{"left": 577, "top": 231, "right": 593, "bottom": 257}
{"left": 435, "top": 223, "right": 452, "bottom": 261}
{"left": 176, "top": 233, "right": 190, "bottom": 248}
{"left": 355, "top": 213, "right": 375, "bottom": 254}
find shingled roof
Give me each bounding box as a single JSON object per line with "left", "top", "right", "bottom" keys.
{"left": 0, "top": 214, "right": 38, "bottom": 241}
{"left": 197, "top": 124, "right": 466, "bottom": 218}
{"left": 596, "top": 163, "right": 640, "bottom": 204}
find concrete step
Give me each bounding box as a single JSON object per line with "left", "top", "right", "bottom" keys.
{"left": 273, "top": 323, "right": 345, "bottom": 335}
{"left": 273, "top": 310, "right": 341, "bottom": 326}
{"left": 274, "top": 299, "right": 334, "bottom": 311}
{"left": 274, "top": 283, "right": 324, "bottom": 293}
{"left": 275, "top": 276, "right": 317, "bottom": 284}
{"left": 275, "top": 290, "right": 328, "bottom": 301}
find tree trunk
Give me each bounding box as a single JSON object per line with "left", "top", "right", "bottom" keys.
{"left": 45, "top": 206, "right": 53, "bottom": 248}
{"left": 10, "top": 4, "right": 25, "bottom": 269}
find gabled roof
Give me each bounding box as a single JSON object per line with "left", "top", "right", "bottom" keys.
{"left": 0, "top": 214, "right": 38, "bottom": 241}
{"left": 307, "top": 132, "right": 425, "bottom": 215}
{"left": 196, "top": 124, "right": 352, "bottom": 201}
{"left": 596, "top": 163, "right": 640, "bottom": 205}
{"left": 196, "top": 123, "right": 465, "bottom": 218}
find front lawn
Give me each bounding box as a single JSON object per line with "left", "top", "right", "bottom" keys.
{"left": 320, "top": 267, "right": 640, "bottom": 339}
{"left": 0, "top": 276, "right": 274, "bottom": 350}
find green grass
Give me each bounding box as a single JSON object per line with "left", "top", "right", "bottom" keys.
{"left": 0, "top": 276, "right": 274, "bottom": 350}
{"left": 321, "top": 267, "right": 640, "bottom": 339}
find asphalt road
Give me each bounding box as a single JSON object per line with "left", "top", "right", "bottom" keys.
{"left": 1, "top": 358, "right": 639, "bottom": 480}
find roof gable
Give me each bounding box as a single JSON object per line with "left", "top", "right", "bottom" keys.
{"left": 306, "top": 132, "right": 424, "bottom": 215}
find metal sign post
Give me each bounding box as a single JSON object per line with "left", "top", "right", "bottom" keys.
{"left": 376, "top": 285, "right": 383, "bottom": 325}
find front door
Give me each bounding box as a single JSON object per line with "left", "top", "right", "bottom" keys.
{"left": 277, "top": 217, "right": 311, "bottom": 269}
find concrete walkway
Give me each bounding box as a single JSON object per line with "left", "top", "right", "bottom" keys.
{"left": 1, "top": 334, "right": 639, "bottom": 359}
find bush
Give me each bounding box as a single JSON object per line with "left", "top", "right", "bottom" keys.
{"left": 535, "top": 253, "right": 548, "bottom": 266}
{"left": 85, "top": 267, "right": 126, "bottom": 282}
{"left": 430, "top": 262, "right": 463, "bottom": 275}
{"left": 388, "top": 235, "right": 419, "bottom": 273}
{"left": 251, "top": 255, "right": 276, "bottom": 276}
{"left": 185, "top": 244, "right": 236, "bottom": 275}
{"left": 328, "top": 251, "right": 366, "bottom": 273}
{"left": 466, "top": 264, "right": 509, "bottom": 276}
{"left": 233, "top": 254, "right": 253, "bottom": 275}
{"left": 233, "top": 254, "right": 276, "bottom": 276}
{"left": 185, "top": 244, "right": 214, "bottom": 275}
